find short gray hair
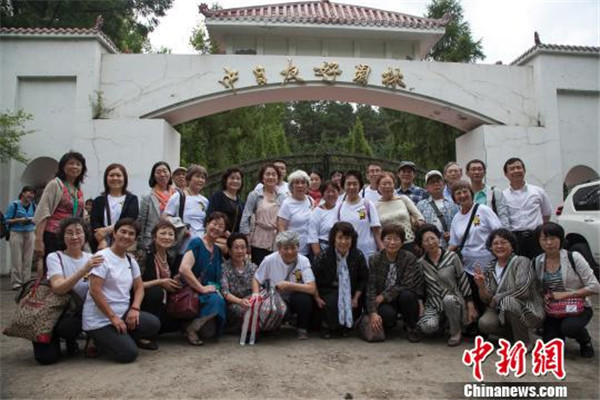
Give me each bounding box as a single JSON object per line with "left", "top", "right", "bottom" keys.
{"left": 275, "top": 230, "right": 300, "bottom": 247}
{"left": 287, "top": 169, "right": 310, "bottom": 192}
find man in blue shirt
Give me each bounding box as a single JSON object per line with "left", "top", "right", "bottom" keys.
{"left": 5, "top": 186, "right": 37, "bottom": 290}
{"left": 396, "top": 161, "right": 428, "bottom": 204}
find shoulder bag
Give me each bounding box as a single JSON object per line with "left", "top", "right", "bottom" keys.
{"left": 545, "top": 252, "right": 585, "bottom": 318}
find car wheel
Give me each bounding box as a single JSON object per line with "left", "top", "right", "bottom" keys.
{"left": 569, "top": 242, "right": 599, "bottom": 278}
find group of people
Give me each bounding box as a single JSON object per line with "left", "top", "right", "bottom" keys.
{"left": 3, "top": 151, "right": 598, "bottom": 365}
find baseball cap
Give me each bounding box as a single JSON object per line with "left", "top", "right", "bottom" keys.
{"left": 398, "top": 161, "right": 417, "bottom": 171}
{"left": 173, "top": 166, "right": 187, "bottom": 174}
{"left": 425, "top": 170, "right": 443, "bottom": 183}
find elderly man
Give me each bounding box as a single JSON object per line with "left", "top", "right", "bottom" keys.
{"left": 502, "top": 157, "right": 552, "bottom": 258}
{"left": 465, "top": 159, "right": 510, "bottom": 228}
{"left": 396, "top": 161, "right": 429, "bottom": 204}
{"left": 172, "top": 166, "right": 187, "bottom": 190}
{"left": 417, "top": 170, "right": 459, "bottom": 249}
{"left": 443, "top": 161, "right": 462, "bottom": 203}
{"left": 252, "top": 230, "right": 316, "bottom": 339}
{"left": 361, "top": 162, "right": 382, "bottom": 202}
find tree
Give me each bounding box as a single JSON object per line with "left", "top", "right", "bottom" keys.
{"left": 2, "top": 0, "right": 174, "bottom": 53}
{"left": 347, "top": 117, "right": 373, "bottom": 157}
{"left": 0, "top": 109, "right": 33, "bottom": 164}
{"left": 425, "top": 0, "right": 484, "bottom": 62}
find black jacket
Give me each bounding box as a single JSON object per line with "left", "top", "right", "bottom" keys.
{"left": 90, "top": 193, "right": 139, "bottom": 251}
{"left": 311, "top": 247, "right": 369, "bottom": 295}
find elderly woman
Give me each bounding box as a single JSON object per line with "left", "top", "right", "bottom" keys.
{"left": 137, "top": 161, "right": 175, "bottom": 256}
{"left": 32, "top": 217, "right": 104, "bottom": 364}
{"left": 90, "top": 163, "right": 139, "bottom": 252}
{"left": 312, "top": 222, "right": 368, "bottom": 339}
{"left": 34, "top": 151, "right": 87, "bottom": 261}
{"left": 83, "top": 218, "right": 161, "bottom": 363}
{"left": 338, "top": 170, "right": 382, "bottom": 260}
{"left": 533, "top": 222, "right": 600, "bottom": 358}
{"left": 207, "top": 168, "right": 244, "bottom": 233}
{"left": 415, "top": 224, "right": 477, "bottom": 346}
{"left": 140, "top": 220, "right": 183, "bottom": 340}
{"left": 179, "top": 212, "right": 229, "bottom": 345}
{"left": 474, "top": 229, "right": 544, "bottom": 346}
{"left": 376, "top": 171, "right": 425, "bottom": 254}
{"left": 366, "top": 224, "right": 424, "bottom": 342}
{"left": 240, "top": 163, "right": 287, "bottom": 266}
{"left": 449, "top": 180, "right": 502, "bottom": 315}
{"left": 164, "top": 164, "right": 210, "bottom": 255}
{"left": 220, "top": 233, "right": 258, "bottom": 333}
{"left": 252, "top": 231, "right": 316, "bottom": 340}
{"left": 308, "top": 180, "right": 340, "bottom": 257}
{"left": 277, "top": 169, "right": 315, "bottom": 256}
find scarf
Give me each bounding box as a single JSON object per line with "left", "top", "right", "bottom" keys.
{"left": 336, "top": 250, "right": 353, "bottom": 328}
{"left": 153, "top": 186, "right": 175, "bottom": 213}
{"left": 385, "top": 262, "right": 398, "bottom": 291}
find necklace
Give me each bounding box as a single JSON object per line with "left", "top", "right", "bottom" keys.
{"left": 155, "top": 252, "right": 167, "bottom": 265}
{"left": 224, "top": 190, "right": 238, "bottom": 201}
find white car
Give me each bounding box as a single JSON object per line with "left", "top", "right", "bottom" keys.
{"left": 556, "top": 180, "right": 599, "bottom": 274}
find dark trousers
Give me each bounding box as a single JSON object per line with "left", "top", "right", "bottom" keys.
{"left": 251, "top": 247, "right": 272, "bottom": 267}
{"left": 86, "top": 311, "right": 160, "bottom": 363}
{"left": 320, "top": 289, "right": 362, "bottom": 331}
{"left": 513, "top": 230, "right": 542, "bottom": 259}
{"left": 377, "top": 289, "right": 419, "bottom": 330}
{"left": 286, "top": 292, "right": 313, "bottom": 330}
{"left": 141, "top": 286, "right": 183, "bottom": 334}
{"left": 543, "top": 307, "right": 593, "bottom": 344}
{"left": 32, "top": 314, "right": 81, "bottom": 365}
{"left": 42, "top": 231, "right": 60, "bottom": 272}
{"left": 467, "top": 274, "right": 486, "bottom": 316}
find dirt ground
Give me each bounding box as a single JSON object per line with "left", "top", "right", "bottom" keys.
{"left": 1, "top": 276, "right": 598, "bottom": 400}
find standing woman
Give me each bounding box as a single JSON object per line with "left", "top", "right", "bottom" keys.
{"left": 137, "top": 161, "right": 175, "bottom": 256}
{"left": 164, "top": 165, "right": 210, "bottom": 254}
{"left": 34, "top": 151, "right": 87, "bottom": 262}
{"left": 312, "top": 222, "right": 368, "bottom": 338}
{"left": 308, "top": 170, "right": 323, "bottom": 204}
{"left": 240, "top": 163, "right": 286, "bottom": 266}
{"left": 308, "top": 180, "right": 340, "bottom": 257}
{"left": 220, "top": 233, "right": 258, "bottom": 333}
{"left": 179, "top": 212, "right": 229, "bottom": 345}
{"left": 534, "top": 222, "right": 600, "bottom": 357}
{"left": 83, "top": 218, "right": 160, "bottom": 363}
{"left": 337, "top": 170, "right": 382, "bottom": 260}
{"left": 5, "top": 185, "right": 37, "bottom": 290}
{"left": 33, "top": 217, "right": 104, "bottom": 364}
{"left": 277, "top": 170, "right": 314, "bottom": 256}
{"left": 207, "top": 168, "right": 244, "bottom": 233}
{"left": 376, "top": 171, "right": 424, "bottom": 254}
{"left": 90, "top": 163, "right": 139, "bottom": 252}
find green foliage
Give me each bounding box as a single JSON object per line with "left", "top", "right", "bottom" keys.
{"left": 2, "top": 0, "right": 174, "bottom": 53}
{"left": 0, "top": 109, "right": 33, "bottom": 164}
{"left": 425, "top": 0, "right": 485, "bottom": 62}
{"left": 90, "top": 90, "right": 110, "bottom": 119}
{"left": 346, "top": 117, "right": 373, "bottom": 156}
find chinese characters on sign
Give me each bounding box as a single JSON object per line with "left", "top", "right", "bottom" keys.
{"left": 463, "top": 337, "right": 566, "bottom": 382}
{"left": 217, "top": 59, "right": 408, "bottom": 90}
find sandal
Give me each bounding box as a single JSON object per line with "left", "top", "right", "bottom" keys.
{"left": 137, "top": 339, "right": 159, "bottom": 350}
{"left": 84, "top": 338, "right": 99, "bottom": 358}
{"left": 447, "top": 334, "right": 462, "bottom": 347}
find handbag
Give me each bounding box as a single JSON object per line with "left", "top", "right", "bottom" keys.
{"left": 3, "top": 278, "right": 71, "bottom": 343}
{"left": 166, "top": 285, "right": 199, "bottom": 319}
{"left": 258, "top": 280, "right": 287, "bottom": 332}
{"left": 358, "top": 315, "right": 386, "bottom": 343}
{"left": 545, "top": 297, "right": 585, "bottom": 318}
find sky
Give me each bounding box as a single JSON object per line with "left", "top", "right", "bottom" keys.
{"left": 149, "top": 0, "right": 600, "bottom": 64}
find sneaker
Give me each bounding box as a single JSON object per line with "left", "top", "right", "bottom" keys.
{"left": 296, "top": 328, "right": 309, "bottom": 340}
{"left": 406, "top": 328, "right": 420, "bottom": 343}
{"left": 580, "top": 342, "right": 595, "bottom": 358}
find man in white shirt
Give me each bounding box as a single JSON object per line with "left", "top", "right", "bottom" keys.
{"left": 443, "top": 161, "right": 462, "bottom": 203}
{"left": 502, "top": 157, "right": 552, "bottom": 258}
{"left": 361, "top": 162, "right": 382, "bottom": 202}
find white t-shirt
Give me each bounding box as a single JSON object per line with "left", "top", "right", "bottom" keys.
{"left": 46, "top": 251, "right": 92, "bottom": 300}
{"left": 254, "top": 252, "right": 315, "bottom": 287}
{"left": 82, "top": 248, "right": 141, "bottom": 331}
{"left": 338, "top": 198, "right": 381, "bottom": 259}
{"left": 502, "top": 183, "right": 552, "bottom": 231}
{"left": 104, "top": 195, "right": 126, "bottom": 226}
{"left": 361, "top": 186, "right": 382, "bottom": 202}
{"left": 307, "top": 206, "right": 337, "bottom": 245}
{"left": 277, "top": 196, "right": 313, "bottom": 255}
{"left": 254, "top": 181, "right": 290, "bottom": 197}
{"left": 165, "top": 191, "right": 209, "bottom": 252}
{"left": 449, "top": 204, "right": 502, "bottom": 275}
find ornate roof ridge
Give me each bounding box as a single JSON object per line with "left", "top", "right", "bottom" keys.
{"left": 511, "top": 43, "right": 599, "bottom": 65}
{"left": 0, "top": 26, "right": 119, "bottom": 53}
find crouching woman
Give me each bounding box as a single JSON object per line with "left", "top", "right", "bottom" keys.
{"left": 83, "top": 218, "right": 160, "bottom": 363}
{"left": 252, "top": 231, "right": 316, "bottom": 339}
